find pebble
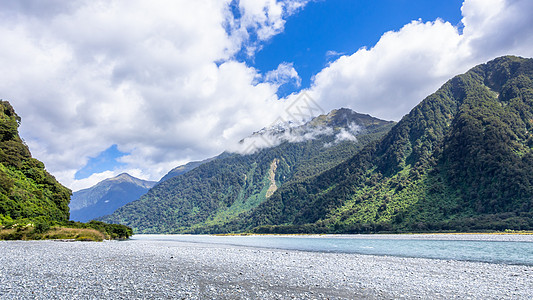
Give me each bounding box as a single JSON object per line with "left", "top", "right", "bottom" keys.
{"left": 0, "top": 239, "right": 532, "bottom": 299}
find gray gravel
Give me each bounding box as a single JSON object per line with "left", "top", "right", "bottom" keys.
{"left": 0, "top": 237, "right": 532, "bottom": 299}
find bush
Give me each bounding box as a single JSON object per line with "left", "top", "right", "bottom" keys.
{"left": 33, "top": 218, "right": 50, "bottom": 234}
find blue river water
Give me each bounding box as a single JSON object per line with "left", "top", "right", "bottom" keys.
{"left": 133, "top": 234, "right": 533, "bottom": 266}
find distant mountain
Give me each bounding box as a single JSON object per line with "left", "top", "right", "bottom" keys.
{"left": 70, "top": 173, "right": 156, "bottom": 222}
{"left": 100, "top": 108, "right": 395, "bottom": 233}
{"left": 159, "top": 157, "right": 215, "bottom": 183}
{"left": 245, "top": 55, "right": 533, "bottom": 233}
{"left": 0, "top": 101, "right": 71, "bottom": 223}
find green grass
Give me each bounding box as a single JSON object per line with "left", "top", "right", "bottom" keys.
{"left": 0, "top": 226, "right": 105, "bottom": 241}
{"left": 0, "top": 220, "right": 133, "bottom": 241}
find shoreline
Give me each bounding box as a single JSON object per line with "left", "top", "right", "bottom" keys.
{"left": 212, "top": 231, "right": 533, "bottom": 236}
{"left": 136, "top": 232, "right": 533, "bottom": 242}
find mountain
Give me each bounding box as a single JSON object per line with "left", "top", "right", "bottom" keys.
{"left": 69, "top": 173, "right": 156, "bottom": 222}
{"left": 100, "top": 108, "right": 395, "bottom": 233}
{"left": 70, "top": 156, "right": 216, "bottom": 223}
{"left": 159, "top": 157, "right": 215, "bottom": 182}
{"left": 245, "top": 55, "right": 533, "bottom": 233}
{"left": 103, "top": 56, "right": 533, "bottom": 234}
{"left": 0, "top": 101, "right": 71, "bottom": 223}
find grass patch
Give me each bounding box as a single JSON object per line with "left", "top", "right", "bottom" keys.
{"left": 0, "top": 226, "right": 106, "bottom": 241}
{"left": 42, "top": 227, "right": 106, "bottom": 241}
{"left": 0, "top": 220, "right": 132, "bottom": 241}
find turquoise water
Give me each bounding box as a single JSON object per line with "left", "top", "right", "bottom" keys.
{"left": 133, "top": 234, "right": 533, "bottom": 266}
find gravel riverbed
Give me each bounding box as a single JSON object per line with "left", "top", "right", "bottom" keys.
{"left": 1, "top": 237, "right": 532, "bottom": 299}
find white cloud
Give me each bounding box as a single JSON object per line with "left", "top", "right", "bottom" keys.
{"left": 461, "top": 0, "right": 533, "bottom": 58}
{"left": 324, "top": 122, "right": 360, "bottom": 148}
{"left": 2, "top": 0, "right": 533, "bottom": 192}
{"left": 233, "top": 117, "right": 364, "bottom": 154}
{"left": 0, "top": 0, "right": 308, "bottom": 190}
{"left": 334, "top": 123, "right": 360, "bottom": 143}
{"left": 265, "top": 62, "right": 301, "bottom": 87}
{"left": 305, "top": 0, "right": 533, "bottom": 121}
{"left": 230, "top": 117, "right": 335, "bottom": 154}
{"left": 230, "top": 0, "right": 309, "bottom": 56}
{"left": 325, "top": 50, "right": 345, "bottom": 61}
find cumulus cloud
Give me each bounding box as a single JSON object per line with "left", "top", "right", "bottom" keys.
{"left": 0, "top": 0, "right": 308, "bottom": 190}
{"left": 2, "top": 0, "right": 533, "bottom": 192}
{"left": 265, "top": 62, "right": 301, "bottom": 87}
{"left": 227, "top": 0, "right": 309, "bottom": 56}
{"left": 305, "top": 0, "right": 533, "bottom": 121}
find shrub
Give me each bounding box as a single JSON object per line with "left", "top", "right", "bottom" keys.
{"left": 33, "top": 218, "right": 50, "bottom": 234}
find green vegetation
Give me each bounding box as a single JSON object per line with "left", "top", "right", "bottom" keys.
{"left": 243, "top": 56, "right": 533, "bottom": 233}
{"left": 0, "top": 219, "right": 133, "bottom": 241}
{"left": 101, "top": 109, "right": 394, "bottom": 233}
{"left": 0, "top": 100, "right": 133, "bottom": 240}
{"left": 0, "top": 100, "right": 71, "bottom": 224}
{"left": 105, "top": 56, "right": 533, "bottom": 234}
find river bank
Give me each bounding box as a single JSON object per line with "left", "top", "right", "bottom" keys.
{"left": 1, "top": 236, "right": 532, "bottom": 299}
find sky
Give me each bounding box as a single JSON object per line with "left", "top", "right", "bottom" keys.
{"left": 1, "top": 0, "right": 533, "bottom": 191}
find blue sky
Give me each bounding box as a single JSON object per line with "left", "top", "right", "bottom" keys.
{"left": 246, "top": 0, "right": 464, "bottom": 96}
{"left": 74, "top": 145, "right": 127, "bottom": 180}
{"left": 2, "top": 0, "right": 533, "bottom": 190}
{"left": 73, "top": 0, "right": 464, "bottom": 182}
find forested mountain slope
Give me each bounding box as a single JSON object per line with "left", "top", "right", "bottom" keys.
{"left": 248, "top": 55, "right": 533, "bottom": 233}
{"left": 159, "top": 157, "right": 215, "bottom": 183}
{"left": 101, "top": 109, "right": 394, "bottom": 233}
{"left": 0, "top": 101, "right": 71, "bottom": 224}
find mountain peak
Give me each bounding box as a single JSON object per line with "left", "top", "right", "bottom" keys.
{"left": 159, "top": 157, "right": 216, "bottom": 182}
{"left": 103, "top": 173, "right": 155, "bottom": 186}
{"left": 235, "top": 108, "right": 393, "bottom": 154}
{"left": 308, "top": 107, "right": 390, "bottom": 128}
{"left": 110, "top": 173, "right": 135, "bottom": 181}
{"left": 69, "top": 173, "right": 157, "bottom": 222}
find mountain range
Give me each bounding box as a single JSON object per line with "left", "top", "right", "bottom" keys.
{"left": 69, "top": 156, "right": 219, "bottom": 222}
{"left": 101, "top": 56, "right": 533, "bottom": 233}
{"left": 100, "top": 108, "right": 395, "bottom": 233}
{"left": 246, "top": 55, "right": 533, "bottom": 233}
{"left": 69, "top": 173, "right": 156, "bottom": 222}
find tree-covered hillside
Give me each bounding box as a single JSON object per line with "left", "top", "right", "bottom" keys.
{"left": 249, "top": 56, "right": 533, "bottom": 233}
{"left": 101, "top": 109, "right": 394, "bottom": 233}
{"left": 0, "top": 101, "right": 71, "bottom": 224}
{"left": 0, "top": 101, "right": 133, "bottom": 240}
{"left": 159, "top": 157, "right": 215, "bottom": 183}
